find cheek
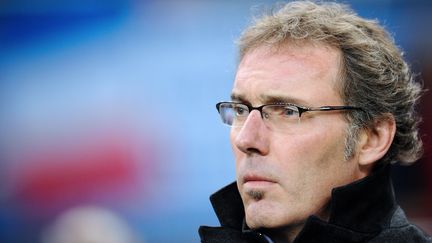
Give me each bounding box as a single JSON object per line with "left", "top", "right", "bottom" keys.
{"left": 273, "top": 132, "right": 325, "bottom": 161}
{"left": 268, "top": 129, "right": 347, "bottom": 214}
{"left": 229, "top": 129, "right": 236, "bottom": 148}
{"left": 279, "top": 118, "right": 347, "bottom": 158}
{"left": 272, "top": 125, "right": 348, "bottom": 182}
{"left": 230, "top": 130, "right": 238, "bottom": 155}
{"left": 230, "top": 129, "right": 242, "bottom": 171}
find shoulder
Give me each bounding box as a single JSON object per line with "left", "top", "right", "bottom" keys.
{"left": 370, "top": 207, "right": 432, "bottom": 243}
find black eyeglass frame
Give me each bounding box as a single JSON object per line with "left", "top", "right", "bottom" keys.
{"left": 216, "top": 101, "right": 364, "bottom": 118}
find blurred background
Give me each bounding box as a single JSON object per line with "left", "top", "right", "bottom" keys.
{"left": 0, "top": 0, "right": 431, "bottom": 242}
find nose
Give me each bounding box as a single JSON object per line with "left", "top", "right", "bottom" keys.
{"left": 231, "top": 110, "right": 270, "bottom": 156}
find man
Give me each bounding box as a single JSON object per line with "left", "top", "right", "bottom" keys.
{"left": 199, "top": 1, "right": 431, "bottom": 243}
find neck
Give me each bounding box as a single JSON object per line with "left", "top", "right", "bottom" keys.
{"left": 263, "top": 223, "right": 304, "bottom": 243}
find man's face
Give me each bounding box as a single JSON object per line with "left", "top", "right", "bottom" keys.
{"left": 231, "top": 43, "right": 364, "bottom": 230}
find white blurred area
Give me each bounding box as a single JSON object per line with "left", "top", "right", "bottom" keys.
{"left": 41, "top": 206, "right": 143, "bottom": 243}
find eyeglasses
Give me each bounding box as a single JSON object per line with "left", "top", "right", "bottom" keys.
{"left": 216, "top": 101, "right": 363, "bottom": 132}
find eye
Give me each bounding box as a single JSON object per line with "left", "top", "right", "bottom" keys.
{"left": 283, "top": 107, "right": 297, "bottom": 117}
{"left": 233, "top": 105, "right": 248, "bottom": 116}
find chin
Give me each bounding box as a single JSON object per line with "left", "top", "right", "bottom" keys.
{"left": 245, "top": 214, "right": 288, "bottom": 230}
{"left": 244, "top": 201, "right": 284, "bottom": 229}
{"left": 245, "top": 215, "right": 269, "bottom": 229}
{"left": 244, "top": 200, "right": 307, "bottom": 230}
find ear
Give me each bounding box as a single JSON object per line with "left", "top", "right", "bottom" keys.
{"left": 357, "top": 114, "right": 396, "bottom": 166}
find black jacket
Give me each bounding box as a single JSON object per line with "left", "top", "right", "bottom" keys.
{"left": 199, "top": 166, "right": 432, "bottom": 242}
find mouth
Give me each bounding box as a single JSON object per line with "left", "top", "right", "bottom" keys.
{"left": 243, "top": 174, "right": 276, "bottom": 188}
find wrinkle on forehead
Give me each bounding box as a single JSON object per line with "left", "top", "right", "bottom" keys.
{"left": 239, "top": 41, "right": 342, "bottom": 84}
{"left": 233, "top": 41, "right": 344, "bottom": 106}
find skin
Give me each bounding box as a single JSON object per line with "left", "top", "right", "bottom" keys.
{"left": 231, "top": 42, "right": 371, "bottom": 242}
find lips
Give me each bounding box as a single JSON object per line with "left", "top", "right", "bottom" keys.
{"left": 242, "top": 173, "right": 276, "bottom": 188}
{"left": 243, "top": 174, "right": 275, "bottom": 183}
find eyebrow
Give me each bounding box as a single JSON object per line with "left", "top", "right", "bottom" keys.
{"left": 260, "top": 94, "right": 310, "bottom": 106}
{"left": 230, "top": 92, "right": 310, "bottom": 106}
{"left": 230, "top": 93, "right": 247, "bottom": 102}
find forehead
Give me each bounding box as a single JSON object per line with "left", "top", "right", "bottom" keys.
{"left": 232, "top": 42, "right": 344, "bottom": 106}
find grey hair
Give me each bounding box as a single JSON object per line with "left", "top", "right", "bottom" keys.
{"left": 238, "top": 1, "right": 423, "bottom": 165}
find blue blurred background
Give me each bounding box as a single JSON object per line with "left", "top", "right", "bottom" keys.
{"left": 1, "top": 0, "right": 431, "bottom": 242}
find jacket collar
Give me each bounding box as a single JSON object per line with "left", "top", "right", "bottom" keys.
{"left": 209, "top": 164, "right": 396, "bottom": 233}
{"left": 209, "top": 181, "right": 245, "bottom": 229}
{"left": 327, "top": 164, "right": 396, "bottom": 232}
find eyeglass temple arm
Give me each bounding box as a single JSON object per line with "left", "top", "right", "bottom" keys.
{"left": 306, "top": 106, "right": 364, "bottom": 112}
